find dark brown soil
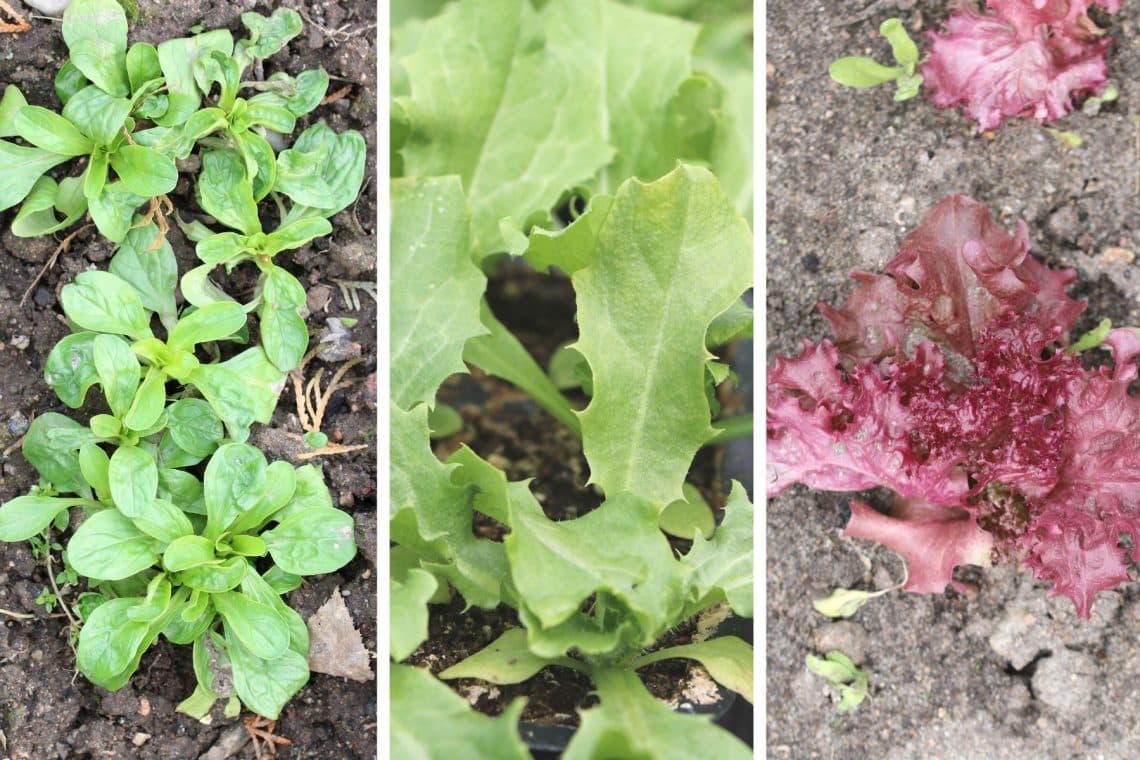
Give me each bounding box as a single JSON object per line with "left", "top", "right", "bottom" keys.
{"left": 407, "top": 264, "right": 751, "bottom": 741}
{"left": 0, "top": 2, "right": 376, "bottom": 758}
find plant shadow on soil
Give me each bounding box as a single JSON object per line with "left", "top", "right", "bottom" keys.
{"left": 768, "top": 1, "right": 1140, "bottom": 758}
{"left": 408, "top": 261, "right": 754, "bottom": 752}
{"left": 0, "top": 2, "right": 377, "bottom": 758}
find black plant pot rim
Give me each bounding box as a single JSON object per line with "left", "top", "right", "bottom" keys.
{"left": 516, "top": 615, "right": 749, "bottom": 753}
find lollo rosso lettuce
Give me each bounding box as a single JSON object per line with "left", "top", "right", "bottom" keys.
{"left": 921, "top": 0, "right": 1118, "bottom": 130}
{"left": 768, "top": 194, "right": 1139, "bottom": 617}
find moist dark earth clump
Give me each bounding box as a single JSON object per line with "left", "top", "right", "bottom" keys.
{"left": 411, "top": 264, "right": 753, "bottom": 747}
{"left": 768, "top": 2, "right": 1140, "bottom": 758}
{"left": 0, "top": 2, "right": 376, "bottom": 758}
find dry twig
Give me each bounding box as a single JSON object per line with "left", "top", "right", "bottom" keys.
{"left": 290, "top": 348, "right": 364, "bottom": 434}
{"left": 134, "top": 194, "right": 174, "bottom": 249}
{"left": 243, "top": 716, "right": 292, "bottom": 758}
{"left": 294, "top": 441, "right": 368, "bottom": 461}
{"left": 20, "top": 223, "right": 94, "bottom": 306}
{"left": 334, "top": 279, "right": 376, "bottom": 311}
{"left": 296, "top": 7, "right": 376, "bottom": 43}
{"left": 320, "top": 84, "right": 354, "bottom": 106}
{"left": 0, "top": 0, "right": 30, "bottom": 33}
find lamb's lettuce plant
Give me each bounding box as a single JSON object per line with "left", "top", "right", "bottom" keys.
{"left": 0, "top": 0, "right": 365, "bottom": 722}
{"left": 181, "top": 122, "right": 366, "bottom": 372}
{"left": 829, "top": 18, "right": 922, "bottom": 101}
{"left": 391, "top": 3, "right": 753, "bottom": 747}
{"left": 51, "top": 253, "right": 283, "bottom": 443}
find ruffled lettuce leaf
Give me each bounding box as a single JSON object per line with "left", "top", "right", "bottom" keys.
{"left": 394, "top": 0, "right": 613, "bottom": 257}
{"left": 533, "top": 165, "right": 751, "bottom": 505}
{"left": 390, "top": 176, "right": 486, "bottom": 411}
{"left": 769, "top": 194, "right": 1140, "bottom": 617}
{"left": 921, "top": 0, "right": 1117, "bottom": 130}
{"left": 818, "top": 194, "right": 1083, "bottom": 362}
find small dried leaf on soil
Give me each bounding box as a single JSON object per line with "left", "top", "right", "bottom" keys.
{"left": 306, "top": 587, "right": 373, "bottom": 682}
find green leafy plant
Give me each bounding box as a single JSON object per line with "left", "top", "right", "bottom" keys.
{"left": 48, "top": 228, "right": 282, "bottom": 443}
{"left": 806, "top": 651, "right": 870, "bottom": 711}
{"left": 182, "top": 121, "right": 365, "bottom": 372}
{"left": 390, "top": 0, "right": 753, "bottom": 754}
{"left": 829, "top": 18, "right": 923, "bottom": 101}
{"left": 0, "top": 0, "right": 365, "bottom": 723}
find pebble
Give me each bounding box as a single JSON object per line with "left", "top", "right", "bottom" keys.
{"left": 988, "top": 606, "right": 1046, "bottom": 670}
{"left": 330, "top": 239, "right": 375, "bottom": 278}
{"left": 10, "top": 335, "right": 29, "bottom": 351}
{"left": 198, "top": 725, "right": 249, "bottom": 760}
{"left": 99, "top": 688, "right": 139, "bottom": 717}
{"left": 1046, "top": 205, "right": 1081, "bottom": 243}
{"left": 1101, "top": 247, "right": 1135, "bottom": 265}
{"left": 812, "top": 620, "right": 871, "bottom": 665}
{"left": 132, "top": 733, "right": 150, "bottom": 748}
{"left": 1031, "top": 649, "right": 1096, "bottom": 714}
{"left": 7, "top": 412, "right": 29, "bottom": 437}
{"left": 21, "top": 0, "right": 72, "bottom": 13}
{"left": 853, "top": 227, "right": 896, "bottom": 270}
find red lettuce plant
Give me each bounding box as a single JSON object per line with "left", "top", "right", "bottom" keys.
{"left": 921, "top": 0, "right": 1119, "bottom": 130}
{"left": 768, "top": 194, "right": 1138, "bottom": 616}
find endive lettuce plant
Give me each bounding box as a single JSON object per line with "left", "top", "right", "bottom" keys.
{"left": 391, "top": 2, "right": 753, "bottom": 754}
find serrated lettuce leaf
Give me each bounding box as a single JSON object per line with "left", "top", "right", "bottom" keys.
{"left": 391, "top": 177, "right": 486, "bottom": 411}
{"left": 681, "top": 481, "right": 752, "bottom": 617}
{"left": 391, "top": 664, "right": 529, "bottom": 760}
{"left": 390, "top": 403, "right": 509, "bottom": 609}
{"left": 504, "top": 483, "right": 687, "bottom": 659}
{"left": 542, "top": 165, "right": 751, "bottom": 505}
{"left": 395, "top": 0, "right": 613, "bottom": 257}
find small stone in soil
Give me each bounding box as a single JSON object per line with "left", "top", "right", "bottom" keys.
{"left": 1031, "top": 648, "right": 1096, "bottom": 714}
{"left": 330, "top": 239, "right": 375, "bottom": 278}
{"left": 7, "top": 412, "right": 29, "bottom": 436}
{"left": 99, "top": 688, "right": 139, "bottom": 717}
{"left": 813, "top": 620, "right": 871, "bottom": 665}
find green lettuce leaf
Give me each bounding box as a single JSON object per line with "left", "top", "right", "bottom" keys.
{"left": 538, "top": 165, "right": 752, "bottom": 505}
{"left": 680, "top": 481, "right": 753, "bottom": 617}
{"left": 564, "top": 667, "right": 751, "bottom": 759}
{"left": 439, "top": 627, "right": 581, "bottom": 684}
{"left": 395, "top": 0, "right": 612, "bottom": 257}
{"left": 631, "top": 635, "right": 753, "bottom": 703}
{"left": 62, "top": 0, "right": 130, "bottom": 98}
{"left": 390, "top": 403, "right": 509, "bottom": 608}
{"left": 390, "top": 176, "right": 486, "bottom": 411}
{"left": 390, "top": 568, "right": 438, "bottom": 662}
{"left": 504, "top": 484, "right": 687, "bottom": 660}
{"left": 543, "top": 0, "right": 699, "bottom": 195}
{"left": 391, "top": 664, "right": 529, "bottom": 760}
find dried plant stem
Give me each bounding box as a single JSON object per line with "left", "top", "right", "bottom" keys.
{"left": 45, "top": 553, "right": 79, "bottom": 638}
{"left": 0, "top": 0, "right": 30, "bottom": 33}
{"left": 20, "top": 223, "right": 94, "bottom": 306}
{"left": 134, "top": 194, "right": 174, "bottom": 249}
{"left": 295, "top": 443, "right": 368, "bottom": 461}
